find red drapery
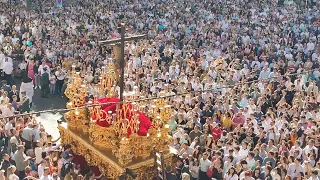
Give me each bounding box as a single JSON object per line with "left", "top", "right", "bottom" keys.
{"left": 73, "top": 155, "right": 102, "bottom": 176}
{"left": 92, "top": 97, "right": 152, "bottom": 136}
{"left": 75, "top": 98, "right": 152, "bottom": 176}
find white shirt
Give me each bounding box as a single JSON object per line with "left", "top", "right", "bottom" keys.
{"left": 304, "top": 145, "right": 318, "bottom": 158}
{"left": 55, "top": 70, "right": 65, "bottom": 80}
{"left": 19, "top": 62, "right": 27, "bottom": 70}
{"left": 199, "top": 158, "right": 212, "bottom": 172}
{"left": 38, "top": 64, "right": 50, "bottom": 75}
{"left": 35, "top": 147, "right": 44, "bottom": 164}
{"left": 20, "top": 81, "right": 34, "bottom": 103}
{"left": 224, "top": 174, "right": 239, "bottom": 180}
{"left": 238, "top": 147, "right": 249, "bottom": 160}
{"left": 40, "top": 175, "right": 53, "bottom": 180}
{"left": 8, "top": 174, "right": 19, "bottom": 180}
{"left": 2, "top": 107, "right": 15, "bottom": 117}
{"left": 3, "top": 60, "right": 13, "bottom": 75}
{"left": 307, "top": 42, "right": 315, "bottom": 51}
{"left": 38, "top": 164, "right": 45, "bottom": 177}
{"left": 85, "top": 74, "right": 93, "bottom": 82}
{"left": 44, "top": 144, "right": 61, "bottom": 153}
{"left": 50, "top": 75, "right": 56, "bottom": 84}
{"left": 287, "top": 163, "right": 305, "bottom": 178}
{"left": 308, "top": 177, "right": 319, "bottom": 180}
{"left": 0, "top": 53, "right": 5, "bottom": 69}
{"left": 5, "top": 122, "right": 13, "bottom": 136}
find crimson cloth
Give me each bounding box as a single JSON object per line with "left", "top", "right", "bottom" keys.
{"left": 73, "top": 154, "right": 101, "bottom": 176}
{"left": 75, "top": 98, "right": 152, "bottom": 175}
{"left": 211, "top": 127, "right": 222, "bottom": 140}
{"left": 92, "top": 98, "right": 152, "bottom": 136}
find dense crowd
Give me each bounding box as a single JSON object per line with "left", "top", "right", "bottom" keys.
{"left": 0, "top": 0, "right": 319, "bottom": 179}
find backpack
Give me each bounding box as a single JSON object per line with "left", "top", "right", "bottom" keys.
{"left": 60, "top": 162, "right": 72, "bottom": 177}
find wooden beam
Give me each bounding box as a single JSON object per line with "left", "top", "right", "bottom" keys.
{"left": 98, "top": 34, "right": 146, "bottom": 45}
{"left": 98, "top": 27, "right": 146, "bottom": 102}
{"left": 119, "top": 25, "right": 125, "bottom": 102}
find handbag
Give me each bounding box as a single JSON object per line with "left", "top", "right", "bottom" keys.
{"left": 206, "top": 167, "right": 214, "bottom": 178}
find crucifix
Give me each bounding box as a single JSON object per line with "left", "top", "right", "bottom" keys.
{"left": 99, "top": 24, "right": 146, "bottom": 102}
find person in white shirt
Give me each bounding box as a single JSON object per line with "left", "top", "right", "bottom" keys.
{"left": 4, "top": 118, "right": 14, "bottom": 137}
{"left": 55, "top": 66, "right": 65, "bottom": 95}
{"left": 307, "top": 40, "right": 315, "bottom": 52}
{"left": 289, "top": 142, "right": 303, "bottom": 159}
{"left": 49, "top": 71, "right": 56, "bottom": 96}
{"left": 224, "top": 166, "right": 238, "bottom": 180}
{"left": 7, "top": 165, "right": 19, "bottom": 180}
{"left": 238, "top": 142, "right": 249, "bottom": 160}
{"left": 271, "top": 167, "right": 282, "bottom": 180}
{"left": 84, "top": 71, "right": 94, "bottom": 83}
{"left": 40, "top": 167, "right": 53, "bottom": 180}
{"left": 20, "top": 76, "right": 34, "bottom": 106}
{"left": 0, "top": 50, "right": 5, "bottom": 73}
{"left": 308, "top": 170, "right": 319, "bottom": 180}
{"left": 38, "top": 160, "right": 47, "bottom": 178}
{"left": 304, "top": 139, "right": 318, "bottom": 159}
{"left": 3, "top": 57, "right": 13, "bottom": 85}
{"left": 2, "top": 103, "right": 15, "bottom": 117}
{"left": 44, "top": 142, "right": 61, "bottom": 153}
{"left": 34, "top": 141, "right": 44, "bottom": 165}
{"left": 287, "top": 159, "right": 305, "bottom": 179}
{"left": 19, "top": 61, "right": 27, "bottom": 75}
{"left": 38, "top": 61, "right": 50, "bottom": 76}
{"left": 199, "top": 152, "right": 212, "bottom": 179}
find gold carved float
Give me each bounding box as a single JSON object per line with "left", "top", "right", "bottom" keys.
{"left": 60, "top": 63, "right": 174, "bottom": 179}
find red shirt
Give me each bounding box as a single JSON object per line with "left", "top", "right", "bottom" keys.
{"left": 211, "top": 127, "right": 222, "bottom": 140}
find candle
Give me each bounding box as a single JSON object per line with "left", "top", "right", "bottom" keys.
{"left": 75, "top": 109, "right": 80, "bottom": 116}
{"left": 108, "top": 58, "right": 112, "bottom": 64}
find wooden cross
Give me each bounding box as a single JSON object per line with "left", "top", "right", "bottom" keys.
{"left": 99, "top": 24, "right": 146, "bottom": 102}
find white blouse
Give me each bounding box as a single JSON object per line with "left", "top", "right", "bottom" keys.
{"left": 224, "top": 174, "right": 238, "bottom": 180}
{"left": 9, "top": 174, "right": 19, "bottom": 180}
{"left": 35, "top": 147, "right": 44, "bottom": 164}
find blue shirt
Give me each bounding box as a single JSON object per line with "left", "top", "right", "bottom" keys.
{"left": 12, "top": 101, "right": 17, "bottom": 110}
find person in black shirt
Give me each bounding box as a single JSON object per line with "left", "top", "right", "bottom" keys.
{"left": 285, "top": 85, "right": 296, "bottom": 105}
{"left": 0, "top": 154, "right": 11, "bottom": 176}
{"left": 262, "top": 165, "right": 273, "bottom": 180}
{"left": 200, "top": 105, "right": 213, "bottom": 124}
{"left": 166, "top": 165, "right": 177, "bottom": 180}
{"left": 8, "top": 85, "right": 19, "bottom": 102}
{"left": 35, "top": 50, "right": 43, "bottom": 62}
{"left": 33, "top": 60, "right": 40, "bottom": 89}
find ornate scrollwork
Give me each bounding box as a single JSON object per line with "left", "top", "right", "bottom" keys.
{"left": 100, "top": 62, "right": 119, "bottom": 98}
{"left": 62, "top": 60, "right": 174, "bottom": 176}
{"left": 89, "top": 123, "right": 117, "bottom": 149}
{"left": 59, "top": 124, "right": 173, "bottom": 179}
{"left": 64, "top": 109, "right": 89, "bottom": 133}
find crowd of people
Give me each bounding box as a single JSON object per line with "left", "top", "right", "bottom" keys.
{"left": 0, "top": 0, "right": 319, "bottom": 179}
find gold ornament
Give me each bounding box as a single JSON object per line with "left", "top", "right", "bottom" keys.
{"left": 61, "top": 61, "right": 174, "bottom": 178}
